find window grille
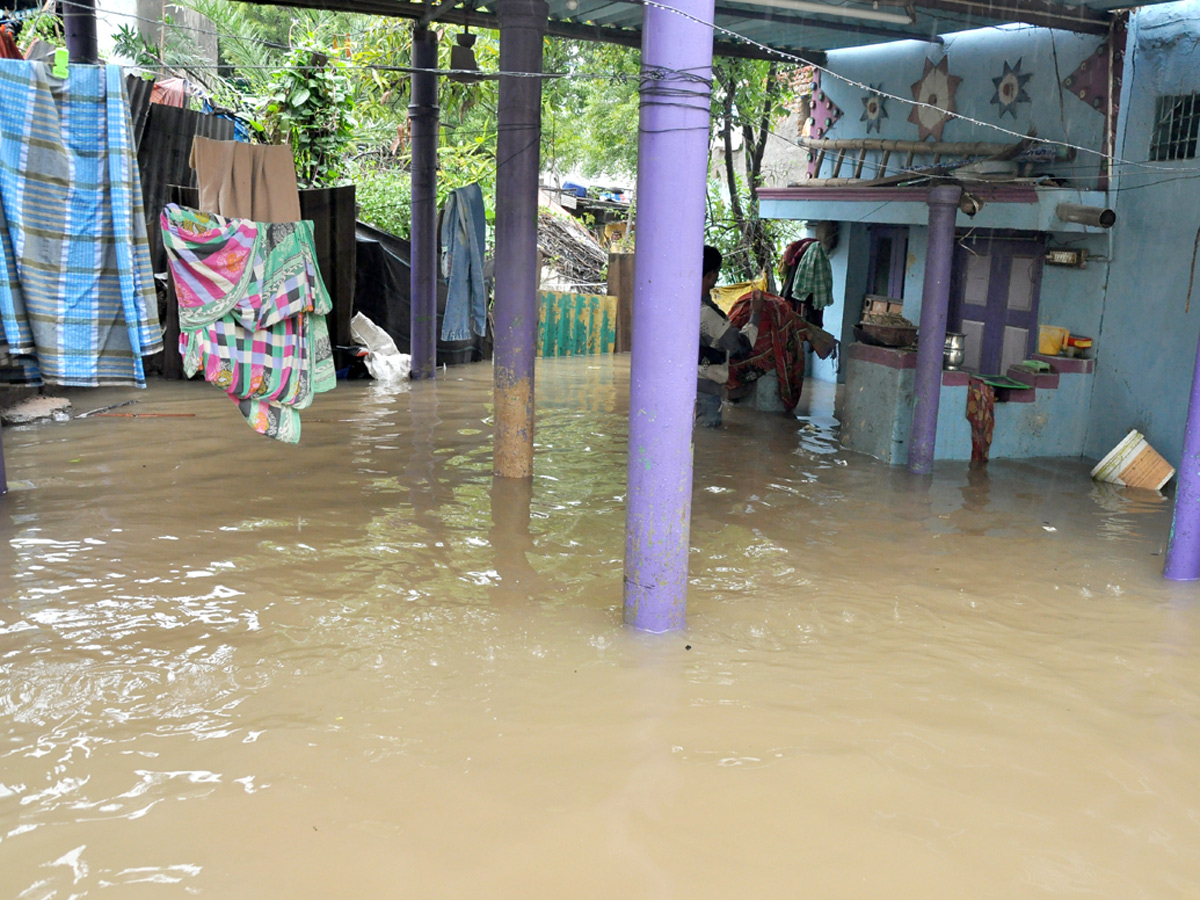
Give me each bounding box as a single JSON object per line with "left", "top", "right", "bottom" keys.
{"left": 1150, "top": 94, "right": 1200, "bottom": 161}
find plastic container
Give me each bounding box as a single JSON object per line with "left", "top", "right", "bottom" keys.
{"left": 1038, "top": 325, "right": 1069, "bottom": 355}
{"left": 1090, "top": 429, "right": 1175, "bottom": 491}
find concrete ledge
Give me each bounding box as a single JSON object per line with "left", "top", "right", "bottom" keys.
{"left": 848, "top": 343, "right": 970, "bottom": 385}
{"left": 942, "top": 370, "right": 971, "bottom": 386}
{"left": 997, "top": 386, "right": 1037, "bottom": 403}
{"left": 1007, "top": 365, "right": 1061, "bottom": 389}
{"left": 846, "top": 341, "right": 915, "bottom": 369}
{"left": 1032, "top": 352, "right": 1095, "bottom": 375}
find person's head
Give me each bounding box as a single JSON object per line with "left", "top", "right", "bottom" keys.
{"left": 702, "top": 245, "right": 722, "bottom": 295}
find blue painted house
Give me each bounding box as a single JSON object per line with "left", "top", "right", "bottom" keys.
{"left": 760, "top": 1, "right": 1200, "bottom": 470}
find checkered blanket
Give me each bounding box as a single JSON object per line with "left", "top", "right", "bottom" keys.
{"left": 0, "top": 61, "right": 162, "bottom": 386}
{"left": 160, "top": 204, "right": 335, "bottom": 443}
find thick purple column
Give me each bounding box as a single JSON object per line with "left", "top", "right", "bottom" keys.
{"left": 907, "top": 184, "right": 962, "bottom": 475}
{"left": 1164, "top": 330, "right": 1200, "bottom": 579}
{"left": 622, "top": 0, "right": 715, "bottom": 632}
{"left": 492, "top": 0, "right": 546, "bottom": 478}
{"left": 409, "top": 27, "right": 439, "bottom": 380}
{"left": 64, "top": 0, "right": 98, "bottom": 64}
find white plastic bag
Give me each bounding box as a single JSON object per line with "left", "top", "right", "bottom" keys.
{"left": 351, "top": 312, "right": 411, "bottom": 383}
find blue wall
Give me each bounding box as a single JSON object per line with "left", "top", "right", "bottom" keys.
{"left": 817, "top": 27, "right": 1107, "bottom": 184}
{"left": 1088, "top": 1, "right": 1200, "bottom": 469}
{"left": 786, "top": 3, "right": 1200, "bottom": 471}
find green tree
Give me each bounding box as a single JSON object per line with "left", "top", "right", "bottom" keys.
{"left": 709, "top": 57, "right": 799, "bottom": 282}
{"left": 541, "top": 40, "right": 640, "bottom": 181}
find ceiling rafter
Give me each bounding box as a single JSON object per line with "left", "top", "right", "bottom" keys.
{"left": 230, "top": 0, "right": 827, "bottom": 62}
{"left": 913, "top": 0, "right": 1111, "bottom": 35}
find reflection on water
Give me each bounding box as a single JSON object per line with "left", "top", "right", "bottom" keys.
{"left": 2, "top": 356, "right": 1199, "bottom": 899}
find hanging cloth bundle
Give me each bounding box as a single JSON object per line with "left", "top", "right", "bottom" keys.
{"left": 0, "top": 61, "right": 162, "bottom": 386}
{"left": 0, "top": 18, "right": 22, "bottom": 59}
{"left": 778, "top": 237, "right": 834, "bottom": 326}
{"left": 160, "top": 204, "right": 335, "bottom": 443}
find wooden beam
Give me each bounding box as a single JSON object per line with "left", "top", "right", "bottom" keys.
{"left": 914, "top": 0, "right": 1111, "bottom": 35}
{"left": 228, "top": 0, "right": 826, "bottom": 62}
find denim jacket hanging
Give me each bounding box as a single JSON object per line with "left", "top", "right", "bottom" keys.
{"left": 439, "top": 183, "right": 487, "bottom": 341}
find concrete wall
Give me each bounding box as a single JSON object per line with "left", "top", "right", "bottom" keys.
{"left": 815, "top": 26, "right": 1108, "bottom": 186}
{"left": 1088, "top": 0, "right": 1200, "bottom": 470}
{"left": 771, "top": 4, "right": 1200, "bottom": 470}
{"left": 842, "top": 354, "right": 1094, "bottom": 464}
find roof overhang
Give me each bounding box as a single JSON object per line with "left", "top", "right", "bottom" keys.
{"left": 232, "top": 0, "right": 1133, "bottom": 62}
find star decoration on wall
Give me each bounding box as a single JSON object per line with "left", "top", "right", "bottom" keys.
{"left": 991, "top": 58, "right": 1032, "bottom": 118}
{"left": 860, "top": 84, "right": 888, "bottom": 134}
{"left": 805, "top": 70, "right": 843, "bottom": 178}
{"left": 1062, "top": 40, "right": 1112, "bottom": 114}
{"left": 908, "top": 56, "right": 962, "bottom": 142}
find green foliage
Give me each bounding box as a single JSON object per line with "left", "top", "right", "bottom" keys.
{"left": 261, "top": 43, "right": 357, "bottom": 187}
{"left": 705, "top": 175, "right": 802, "bottom": 284}
{"left": 708, "top": 57, "right": 800, "bottom": 279}
{"left": 15, "top": 10, "right": 62, "bottom": 53}
{"left": 351, "top": 162, "right": 412, "bottom": 237}
{"left": 542, "top": 40, "right": 640, "bottom": 181}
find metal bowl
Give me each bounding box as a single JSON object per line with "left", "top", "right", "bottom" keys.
{"left": 854, "top": 323, "right": 918, "bottom": 348}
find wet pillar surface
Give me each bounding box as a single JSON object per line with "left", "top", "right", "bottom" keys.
{"left": 492, "top": 0, "right": 547, "bottom": 478}
{"left": 623, "top": 0, "right": 715, "bottom": 632}
{"left": 65, "top": 0, "right": 98, "bottom": 64}
{"left": 409, "top": 26, "right": 440, "bottom": 381}
{"left": 1164, "top": 332, "right": 1200, "bottom": 580}
{"left": 0, "top": 425, "right": 7, "bottom": 495}
{"left": 907, "top": 184, "right": 962, "bottom": 476}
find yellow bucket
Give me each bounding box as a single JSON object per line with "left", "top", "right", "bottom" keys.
{"left": 1037, "top": 325, "right": 1069, "bottom": 356}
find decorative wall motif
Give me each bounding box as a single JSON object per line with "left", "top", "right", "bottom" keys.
{"left": 805, "top": 70, "right": 843, "bottom": 178}
{"left": 809, "top": 73, "right": 843, "bottom": 139}
{"left": 1062, "top": 40, "right": 1111, "bottom": 114}
{"left": 860, "top": 84, "right": 888, "bottom": 134}
{"left": 991, "top": 58, "right": 1032, "bottom": 118}
{"left": 908, "top": 56, "right": 962, "bottom": 142}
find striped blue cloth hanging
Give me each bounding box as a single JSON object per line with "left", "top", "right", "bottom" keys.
{"left": 0, "top": 61, "right": 162, "bottom": 387}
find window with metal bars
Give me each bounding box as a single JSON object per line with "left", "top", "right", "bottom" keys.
{"left": 1150, "top": 94, "right": 1200, "bottom": 161}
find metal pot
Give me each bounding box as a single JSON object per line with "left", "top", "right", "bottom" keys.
{"left": 944, "top": 332, "right": 965, "bottom": 370}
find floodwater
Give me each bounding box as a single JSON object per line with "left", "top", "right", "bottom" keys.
{"left": 2, "top": 356, "right": 1199, "bottom": 899}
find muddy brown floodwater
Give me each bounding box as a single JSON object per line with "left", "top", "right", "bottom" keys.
{"left": 2, "top": 356, "right": 1199, "bottom": 899}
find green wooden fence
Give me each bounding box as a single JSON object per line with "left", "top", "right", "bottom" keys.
{"left": 537, "top": 291, "right": 618, "bottom": 357}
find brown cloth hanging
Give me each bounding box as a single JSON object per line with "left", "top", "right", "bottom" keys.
{"left": 966, "top": 376, "right": 996, "bottom": 463}
{"left": 189, "top": 136, "right": 301, "bottom": 222}
{"left": 0, "top": 25, "right": 23, "bottom": 59}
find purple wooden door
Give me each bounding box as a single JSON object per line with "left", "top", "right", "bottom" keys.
{"left": 948, "top": 235, "right": 1045, "bottom": 375}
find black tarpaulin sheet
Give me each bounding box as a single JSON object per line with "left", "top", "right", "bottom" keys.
{"left": 354, "top": 221, "right": 487, "bottom": 366}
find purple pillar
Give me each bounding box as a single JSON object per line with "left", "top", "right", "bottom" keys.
{"left": 492, "top": 0, "right": 546, "bottom": 478}
{"left": 64, "top": 0, "right": 98, "bottom": 64}
{"left": 622, "top": 0, "right": 715, "bottom": 632}
{"left": 1164, "top": 330, "right": 1200, "bottom": 580}
{"left": 907, "top": 184, "right": 962, "bottom": 476}
{"left": 409, "top": 27, "right": 439, "bottom": 381}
